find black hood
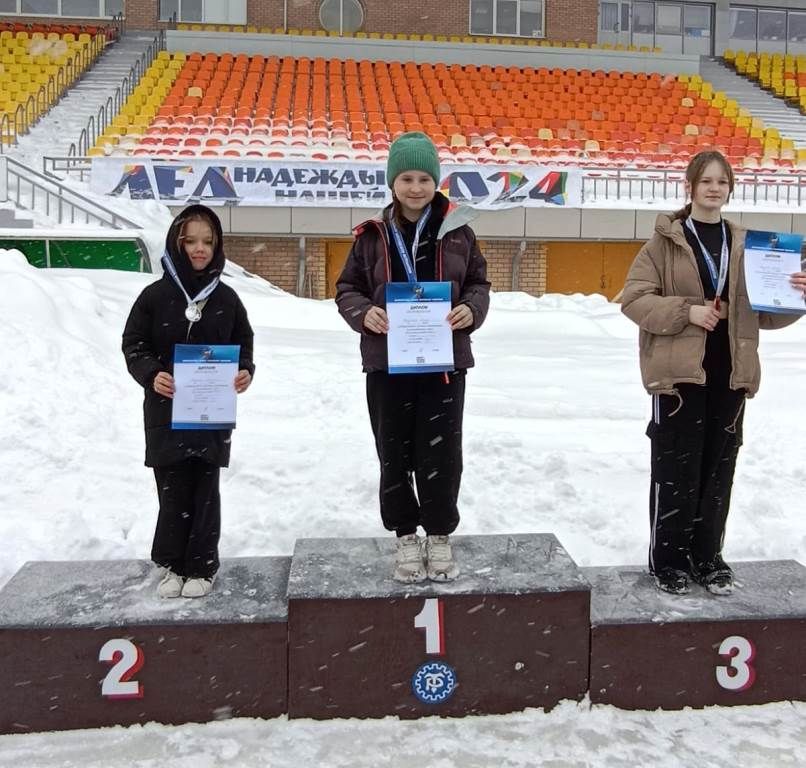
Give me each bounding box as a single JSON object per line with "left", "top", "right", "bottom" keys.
{"left": 163, "top": 204, "right": 226, "bottom": 294}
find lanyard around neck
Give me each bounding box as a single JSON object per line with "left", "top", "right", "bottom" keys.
{"left": 161, "top": 252, "right": 220, "bottom": 319}
{"left": 388, "top": 204, "right": 432, "bottom": 284}
{"left": 685, "top": 217, "right": 729, "bottom": 297}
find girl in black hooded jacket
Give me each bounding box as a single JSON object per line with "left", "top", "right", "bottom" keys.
{"left": 122, "top": 205, "right": 254, "bottom": 599}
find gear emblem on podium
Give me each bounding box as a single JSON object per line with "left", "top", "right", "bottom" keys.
{"left": 411, "top": 661, "right": 457, "bottom": 704}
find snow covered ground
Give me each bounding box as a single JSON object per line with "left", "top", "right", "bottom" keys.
{"left": 0, "top": 248, "right": 804, "bottom": 767}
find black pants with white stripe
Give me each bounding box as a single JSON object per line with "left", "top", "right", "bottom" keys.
{"left": 647, "top": 380, "right": 745, "bottom": 574}
{"left": 152, "top": 458, "right": 221, "bottom": 579}
{"left": 366, "top": 370, "right": 465, "bottom": 537}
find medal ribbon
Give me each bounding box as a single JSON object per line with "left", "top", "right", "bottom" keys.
{"left": 388, "top": 205, "right": 432, "bottom": 284}
{"left": 685, "top": 217, "right": 729, "bottom": 299}
{"left": 161, "top": 251, "right": 220, "bottom": 317}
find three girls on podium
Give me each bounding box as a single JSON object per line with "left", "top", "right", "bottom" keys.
{"left": 123, "top": 133, "right": 806, "bottom": 600}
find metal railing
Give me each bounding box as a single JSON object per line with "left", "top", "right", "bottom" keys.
{"left": 581, "top": 167, "right": 806, "bottom": 207}
{"left": 42, "top": 155, "right": 93, "bottom": 180}
{"left": 111, "top": 11, "right": 126, "bottom": 39}
{"left": 69, "top": 29, "right": 166, "bottom": 158}
{"left": 2, "top": 154, "right": 141, "bottom": 229}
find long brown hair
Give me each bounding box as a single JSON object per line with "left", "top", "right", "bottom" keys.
{"left": 673, "top": 150, "right": 735, "bottom": 220}
{"left": 176, "top": 210, "right": 219, "bottom": 255}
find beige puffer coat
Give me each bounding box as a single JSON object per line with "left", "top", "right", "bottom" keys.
{"left": 621, "top": 214, "right": 799, "bottom": 397}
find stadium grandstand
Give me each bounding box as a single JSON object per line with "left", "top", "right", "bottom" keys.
{"left": 2, "top": 0, "right": 806, "bottom": 300}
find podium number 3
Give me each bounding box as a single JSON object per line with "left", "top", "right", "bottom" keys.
{"left": 414, "top": 598, "right": 445, "bottom": 655}
{"left": 716, "top": 635, "right": 755, "bottom": 692}
{"left": 99, "top": 638, "right": 144, "bottom": 699}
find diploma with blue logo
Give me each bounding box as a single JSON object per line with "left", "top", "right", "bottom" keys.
{"left": 172, "top": 344, "right": 240, "bottom": 429}
{"left": 385, "top": 282, "right": 454, "bottom": 374}
{"left": 744, "top": 230, "right": 806, "bottom": 314}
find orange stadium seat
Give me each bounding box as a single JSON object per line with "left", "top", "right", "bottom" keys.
{"left": 92, "top": 51, "right": 790, "bottom": 170}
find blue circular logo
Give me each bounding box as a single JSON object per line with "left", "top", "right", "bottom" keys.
{"left": 411, "top": 661, "right": 457, "bottom": 704}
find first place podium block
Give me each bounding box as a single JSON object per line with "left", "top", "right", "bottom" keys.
{"left": 586, "top": 560, "right": 806, "bottom": 710}
{"left": 287, "top": 533, "right": 591, "bottom": 719}
{"left": 0, "top": 557, "right": 290, "bottom": 734}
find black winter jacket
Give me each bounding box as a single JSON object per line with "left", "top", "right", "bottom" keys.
{"left": 122, "top": 205, "right": 255, "bottom": 467}
{"left": 335, "top": 192, "right": 490, "bottom": 372}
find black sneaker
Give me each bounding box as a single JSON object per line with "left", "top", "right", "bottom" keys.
{"left": 693, "top": 556, "right": 734, "bottom": 596}
{"left": 652, "top": 567, "right": 690, "bottom": 595}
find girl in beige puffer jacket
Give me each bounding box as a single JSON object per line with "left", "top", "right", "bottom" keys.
{"left": 622, "top": 150, "right": 806, "bottom": 596}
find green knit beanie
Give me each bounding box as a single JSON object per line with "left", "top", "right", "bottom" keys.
{"left": 386, "top": 132, "right": 441, "bottom": 189}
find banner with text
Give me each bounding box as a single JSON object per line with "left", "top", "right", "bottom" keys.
{"left": 90, "top": 158, "right": 582, "bottom": 208}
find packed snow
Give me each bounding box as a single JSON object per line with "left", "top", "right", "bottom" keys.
{"left": 0, "top": 247, "right": 804, "bottom": 767}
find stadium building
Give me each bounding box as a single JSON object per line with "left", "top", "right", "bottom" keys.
{"left": 2, "top": 0, "right": 806, "bottom": 299}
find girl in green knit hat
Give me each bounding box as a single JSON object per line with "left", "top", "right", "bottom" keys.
{"left": 336, "top": 132, "right": 491, "bottom": 583}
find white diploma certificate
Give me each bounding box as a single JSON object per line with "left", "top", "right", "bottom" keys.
{"left": 744, "top": 230, "right": 806, "bottom": 314}
{"left": 385, "top": 282, "right": 454, "bottom": 374}
{"left": 171, "top": 344, "right": 240, "bottom": 430}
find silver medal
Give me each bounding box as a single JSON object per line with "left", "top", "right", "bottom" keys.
{"left": 185, "top": 303, "right": 202, "bottom": 322}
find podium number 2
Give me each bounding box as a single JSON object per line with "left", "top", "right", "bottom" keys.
{"left": 716, "top": 635, "right": 755, "bottom": 692}
{"left": 414, "top": 598, "right": 445, "bottom": 655}
{"left": 99, "top": 638, "right": 144, "bottom": 699}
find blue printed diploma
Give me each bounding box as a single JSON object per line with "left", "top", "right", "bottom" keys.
{"left": 385, "top": 282, "right": 454, "bottom": 374}
{"left": 171, "top": 344, "right": 240, "bottom": 430}
{"left": 744, "top": 230, "right": 806, "bottom": 314}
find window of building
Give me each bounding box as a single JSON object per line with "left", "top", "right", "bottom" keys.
{"left": 656, "top": 3, "right": 682, "bottom": 35}
{"left": 319, "top": 0, "right": 364, "bottom": 35}
{"left": 159, "top": 0, "right": 245, "bottom": 24}
{"left": 21, "top": 0, "right": 58, "bottom": 12}
{"left": 789, "top": 11, "right": 806, "bottom": 43}
{"left": 728, "top": 6, "right": 756, "bottom": 41}
{"left": 683, "top": 4, "right": 709, "bottom": 37}
{"left": 758, "top": 9, "right": 786, "bottom": 41}
{"left": 62, "top": 0, "right": 100, "bottom": 16}
{"left": 470, "top": 0, "right": 544, "bottom": 37}
{"left": 1, "top": 0, "right": 119, "bottom": 15}
{"left": 600, "top": 2, "right": 618, "bottom": 32}
{"left": 633, "top": 2, "right": 654, "bottom": 34}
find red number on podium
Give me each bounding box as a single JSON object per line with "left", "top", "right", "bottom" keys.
{"left": 414, "top": 598, "right": 445, "bottom": 655}
{"left": 99, "top": 638, "right": 145, "bottom": 699}
{"left": 716, "top": 635, "right": 756, "bottom": 692}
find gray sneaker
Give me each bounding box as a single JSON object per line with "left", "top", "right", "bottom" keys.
{"left": 426, "top": 535, "right": 459, "bottom": 581}
{"left": 181, "top": 575, "right": 215, "bottom": 598}
{"left": 156, "top": 568, "right": 184, "bottom": 599}
{"left": 393, "top": 534, "right": 427, "bottom": 583}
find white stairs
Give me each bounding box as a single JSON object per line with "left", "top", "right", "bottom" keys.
{"left": 700, "top": 56, "right": 806, "bottom": 149}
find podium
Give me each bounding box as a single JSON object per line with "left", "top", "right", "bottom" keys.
{"left": 286, "top": 533, "right": 591, "bottom": 719}
{"left": 585, "top": 560, "right": 806, "bottom": 709}
{"left": 0, "top": 557, "right": 290, "bottom": 734}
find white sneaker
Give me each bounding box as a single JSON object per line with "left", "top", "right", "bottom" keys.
{"left": 393, "top": 534, "right": 427, "bottom": 583}
{"left": 181, "top": 575, "right": 215, "bottom": 598}
{"left": 426, "top": 535, "right": 459, "bottom": 581}
{"left": 157, "top": 569, "right": 184, "bottom": 599}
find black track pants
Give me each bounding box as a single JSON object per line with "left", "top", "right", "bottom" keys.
{"left": 366, "top": 370, "right": 465, "bottom": 537}
{"left": 152, "top": 458, "right": 221, "bottom": 578}
{"left": 647, "top": 382, "right": 745, "bottom": 573}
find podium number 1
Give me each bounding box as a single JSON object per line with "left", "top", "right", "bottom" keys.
{"left": 99, "top": 638, "right": 144, "bottom": 699}
{"left": 414, "top": 598, "right": 445, "bottom": 655}
{"left": 716, "top": 635, "right": 756, "bottom": 692}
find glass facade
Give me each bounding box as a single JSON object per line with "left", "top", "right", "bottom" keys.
{"left": 729, "top": 4, "right": 806, "bottom": 54}
{"left": 599, "top": 1, "right": 713, "bottom": 54}
{"left": 470, "top": 0, "right": 545, "bottom": 37}
{"left": 1, "top": 0, "right": 119, "bottom": 15}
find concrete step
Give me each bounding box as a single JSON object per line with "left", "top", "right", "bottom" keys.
{"left": 0, "top": 207, "right": 35, "bottom": 229}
